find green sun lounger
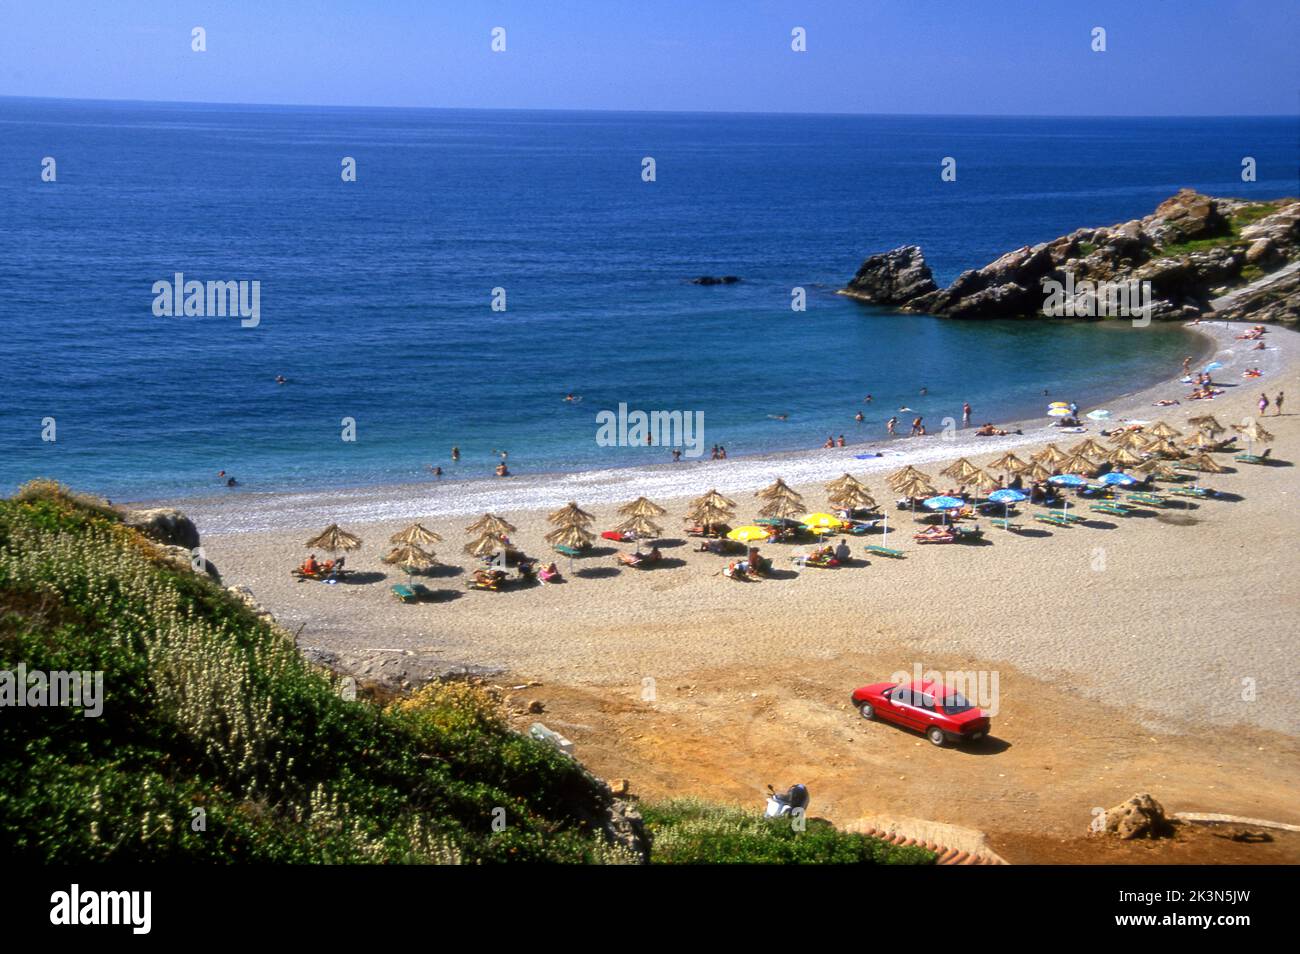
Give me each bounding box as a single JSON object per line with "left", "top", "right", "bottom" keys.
{"left": 1234, "top": 453, "right": 1269, "bottom": 465}
{"left": 1168, "top": 487, "right": 1213, "bottom": 499}
{"left": 554, "top": 545, "right": 583, "bottom": 557}
{"left": 1090, "top": 503, "right": 1131, "bottom": 517}
{"left": 1126, "top": 493, "right": 1165, "bottom": 507}
{"left": 391, "top": 584, "right": 417, "bottom": 603}
{"left": 865, "top": 544, "right": 904, "bottom": 558}
{"left": 1034, "top": 513, "right": 1073, "bottom": 527}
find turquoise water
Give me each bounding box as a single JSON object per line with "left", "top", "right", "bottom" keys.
{"left": 0, "top": 100, "right": 1292, "bottom": 500}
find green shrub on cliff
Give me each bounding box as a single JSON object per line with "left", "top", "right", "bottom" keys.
{"left": 0, "top": 482, "right": 625, "bottom": 863}
{"left": 642, "top": 799, "right": 936, "bottom": 865}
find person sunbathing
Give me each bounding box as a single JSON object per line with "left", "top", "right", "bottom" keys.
{"left": 302, "top": 554, "right": 320, "bottom": 575}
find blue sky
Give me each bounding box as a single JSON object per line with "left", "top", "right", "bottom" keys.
{"left": 1, "top": 0, "right": 1297, "bottom": 115}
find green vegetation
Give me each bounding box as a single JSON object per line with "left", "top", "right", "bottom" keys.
{"left": 0, "top": 482, "right": 629, "bottom": 863}
{"left": 643, "top": 799, "right": 936, "bottom": 865}
{"left": 1159, "top": 203, "right": 1276, "bottom": 258}
{"left": 0, "top": 482, "right": 929, "bottom": 865}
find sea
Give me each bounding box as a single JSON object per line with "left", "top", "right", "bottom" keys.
{"left": 0, "top": 99, "right": 1294, "bottom": 502}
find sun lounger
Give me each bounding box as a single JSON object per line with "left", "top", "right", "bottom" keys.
{"left": 391, "top": 584, "right": 417, "bottom": 603}
{"left": 1234, "top": 450, "right": 1272, "bottom": 465}
{"left": 1090, "top": 503, "right": 1131, "bottom": 517}
{"left": 991, "top": 518, "right": 1015, "bottom": 530}
{"left": 864, "top": 544, "right": 904, "bottom": 558}
{"left": 1167, "top": 487, "right": 1215, "bottom": 499}
{"left": 553, "top": 544, "right": 584, "bottom": 557}
{"left": 953, "top": 526, "right": 983, "bottom": 541}
{"left": 1126, "top": 493, "right": 1166, "bottom": 507}
{"left": 1034, "top": 513, "right": 1073, "bottom": 527}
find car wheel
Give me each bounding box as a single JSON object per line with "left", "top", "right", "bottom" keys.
{"left": 926, "top": 726, "right": 946, "bottom": 747}
{"left": 858, "top": 703, "right": 874, "bottom": 720}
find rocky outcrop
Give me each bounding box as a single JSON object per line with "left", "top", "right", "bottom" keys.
{"left": 119, "top": 507, "right": 201, "bottom": 551}
{"left": 302, "top": 646, "right": 500, "bottom": 695}
{"left": 842, "top": 245, "right": 937, "bottom": 304}
{"left": 690, "top": 275, "right": 741, "bottom": 285}
{"left": 1092, "top": 793, "right": 1174, "bottom": 840}
{"left": 841, "top": 192, "right": 1300, "bottom": 324}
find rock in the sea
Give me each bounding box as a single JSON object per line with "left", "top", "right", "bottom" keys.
{"left": 690, "top": 275, "right": 741, "bottom": 285}
{"left": 842, "top": 245, "right": 937, "bottom": 305}
{"left": 1093, "top": 793, "right": 1173, "bottom": 840}
{"left": 120, "top": 507, "right": 201, "bottom": 551}
{"left": 840, "top": 190, "right": 1299, "bottom": 323}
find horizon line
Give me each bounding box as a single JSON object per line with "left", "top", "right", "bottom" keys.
{"left": 3, "top": 93, "right": 1298, "bottom": 122}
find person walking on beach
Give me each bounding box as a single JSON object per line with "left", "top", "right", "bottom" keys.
{"left": 1275, "top": 391, "right": 1285, "bottom": 415}
{"left": 887, "top": 416, "right": 898, "bottom": 436}
{"left": 962, "top": 402, "right": 971, "bottom": 426}
{"left": 1259, "top": 393, "right": 1270, "bottom": 416}
{"left": 1182, "top": 356, "right": 1192, "bottom": 375}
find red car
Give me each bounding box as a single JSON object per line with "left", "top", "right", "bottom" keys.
{"left": 850, "top": 679, "right": 991, "bottom": 746}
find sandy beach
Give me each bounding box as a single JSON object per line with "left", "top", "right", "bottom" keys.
{"left": 187, "top": 320, "right": 1300, "bottom": 856}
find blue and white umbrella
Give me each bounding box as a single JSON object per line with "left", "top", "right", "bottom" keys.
{"left": 1098, "top": 471, "right": 1137, "bottom": 487}
{"left": 988, "top": 488, "right": 1027, "bottom": 528}
{"left": 1203, "top": 361, "right": 1224, "bottom": 373}
{"left": 1047, "top": 473, "right": 1087, "bottom": 515}
{"left": 923, "top": 495, "right": 965, "bottom": 526}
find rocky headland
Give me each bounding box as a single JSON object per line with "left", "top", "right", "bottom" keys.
{"left": 840, "top": 190, "right": 1300, "bottom": 325}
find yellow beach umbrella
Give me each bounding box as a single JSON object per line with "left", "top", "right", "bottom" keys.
{"left": 726, "top": 525, "right": 772, "bottom": 543}
{"left": 802, "top": 512, "right": 844, "bottom": 530}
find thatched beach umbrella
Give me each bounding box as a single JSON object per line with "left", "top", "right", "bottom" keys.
{"left": 694, "top": 488, "right": 737, "bottom": 510}
{"left": 939, "top": 457, "right": 982, "bottom": 482}
{"left": 1022, "top": 461, "right": 1054, "bottom": 482}
{"left": 618, "top": 497, "right": 667, "bottom": 518}
{"left": 1145, "top": 437, "right": 1185, "bottom": 459}
{"left": 896, "top": 474, "right": 937, "bottom": 513}
{"left": 1109, "top": 429, "right": 1151, "bottom": 450}
{"left": 965, "top": 469, "right": 1001, "bottom": 499}
{"left": 548, "top": 501, "right": 595, "bottom": 527}
{"left": 687, "top": 497, "right": 735, "bottom": 534}
{"left": 545, "top": 523, "right": 596, "bottom": 550}
{"left": 1107, "top": 446, "right": 1147, "bottom": 468}
{"left": 1059, "top": 453, "right": 1100, "bottom": 477}
{"left": 826, "top": 473, "right": 867, "bottom": 495}
{"left": 466, "top": 513, "right": 516, "bottom": 536}
{"left": 1182, "top": 432, "right": 1220, "bottom": 453}
{"left": 464, "top": 531, "right": 507, "bottom": 558}
{"left": 758, "top": 494, "right": 806, "bottom": 521}
{"left": 1181, "top": 452, "right": 1225, "bottom": 474}
{"left": 616, "top": 513, "right": 663, "bottom": 544}
{"left": 1187, "top": 414, "right": 1225, "bottom": 436}
{"left": 1147, "top": 421, "right": 1182, "bottom": 440}
{"left": 886, "top": 465, "right": 924, "bottom": 491}
{"left": 305, "top": 524, "right": 362, "bottom": 554}
{"left": 382, "top": 543, "right": 437, "bottom": 585}
{"left": 1068, "top": 438, "right": 1109, "bottom": 459}
{"left": 829, "top": 484, "right": 878, "bottom": 512}
{"left": 1234, "top": 420, "right": 1274, "bottom": 456}
{"left": 1032, "top": 443, "right": 1070, "bottom": 467}
{"left": 1133, "top": 457, "right": 1180, "bottom": 481}
{"left": 390, "top": 523, "right": 442, "bottom": 547}
{"left": 986, "top": 452, "right": 1027, "bottom": 476}
{"left": 756, "top": 478, "right": 803, "bottom": 501}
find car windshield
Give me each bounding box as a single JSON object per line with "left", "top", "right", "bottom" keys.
{"left": 942, "top": 692, "right": 975, "bottom": 713}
